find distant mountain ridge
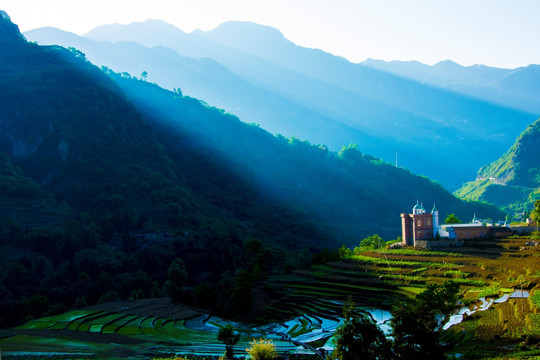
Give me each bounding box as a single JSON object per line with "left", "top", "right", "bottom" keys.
{"left": 25, "top": 26, "right": 382, "bottom": 157}
{"left": 28, "top": 19, "right": 537, "bottom": 190}
{"left": 363, "top": 59, "right": 540, "bottom": 114}
{"left": 3, "top": 13, "right": 504, "bottom": 242}
{"left": 454, "top": 118, "right": 540, "bottom": 216}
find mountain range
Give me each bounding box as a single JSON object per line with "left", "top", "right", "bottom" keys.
{"left": 363, "top": 58, "right": 540, "bottom": 114}
{"left": 1, "top": 12, "right": 505, "bottom": 246}
{"left": 25, "top": 20, "right": 540, "bottom": 190}
{"left": 0, "top": 10, "right": 524, "bottom": 324}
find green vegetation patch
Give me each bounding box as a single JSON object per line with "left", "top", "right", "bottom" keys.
{"left": 398, "top": 286, "right": 425, "bottom": 295}
{"left": 530, "top": 289, "right": 540, "bottom": 310}
{"left": 376, "top": 248, "right": 463, "bottom": 257}
{"left": 349, "top": 254, "right": 458, "bottom": 269}
{"left": 16, "top": 311, "right": 99, "bottom": 330}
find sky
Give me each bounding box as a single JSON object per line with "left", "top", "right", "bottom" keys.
{"left": 2, "top": 0, "right": 539, "bottom": 69}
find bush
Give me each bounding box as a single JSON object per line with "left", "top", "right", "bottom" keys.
{"left": 98, "top": 290, "right": 121, "bottom": 303}
{"left": 246, "top": 339, "right": 277, "bottom": 360}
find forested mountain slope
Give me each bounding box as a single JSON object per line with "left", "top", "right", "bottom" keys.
{"left": 0, "top": 12, "right": 505, "bottom": 326}
{"left": 24, "top": 26, "right": 383, "bottom": 158}
{"left": 454, "top": 118, "right": 540, "bottom": 216}
{"left": 0, "top": 11, "right": 334, "bottom": 325}
{"left": 110, "top": 71, "right": 505, "bottom": 241}
{"left": 41, "top": 20, "right": 537, "bottom": 190}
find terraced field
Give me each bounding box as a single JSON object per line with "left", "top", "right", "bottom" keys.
{"left": 1, "top": 236, "right": 538, "bottom": 359}
{"left": 0, "top": 299, "right": 337, "bottom": 358}
{"left": 259, "top": 236, "right": 540, "bottom": 358}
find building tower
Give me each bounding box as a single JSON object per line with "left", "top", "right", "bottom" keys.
{"left": 402, "top": 200, "right": 434, "bottom": 246}
{"left": 432, "top": 203, "right": 439, "bottom": 238}
{"left": 413, "top": 200, "right": 425, "bottom": 214}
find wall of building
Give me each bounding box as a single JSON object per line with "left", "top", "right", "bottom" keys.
{"left": 413, "top": 213, "right": 434, "bottom": 241}
{"left": 401, "top": 214, "right": 413, "bottom": 246}
{"left": 414, "top": 239, "right": 464, "bottom": 248}
{"left": 452, "top": 226, "right": 490, "bottom": 240}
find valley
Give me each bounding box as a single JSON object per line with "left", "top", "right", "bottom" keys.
{"left": 1, "top": 7, "right": 539, "bottom": 360}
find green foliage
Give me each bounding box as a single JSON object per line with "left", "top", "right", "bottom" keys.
{"left": 246, "top": 339, "right": 277, "bottom": 360}
{"left": 454, "top": 118, "right": 540, "bottom": 216}
{"left": 217, "top": 325, "right": 241, "bottom": 360}
{"left": 444, "top": 213, "right": 462, "bottom": 224}
{"left": 0, "top": 153, "right": 45, "bottom": 198}
{"left": 23, "top": 295, "right": 50, "bottom": 319}
{"left": 312, "top": 248, "right": 340, "bottom": 264}
{"left": 231, "top": 271, "right": 253, "bottom": 314}
{"left": 165, "top": 258, "right": 188, "bottom": 303}
{"left": 331, "top": 283, "right": 462, "bottom": 360}
{"left": 354, "top": 234, "right": 384, "bottom": 252}
{"left": 332, "top": 297, "right": 390, "bottom": 360}
{"left": 390, "top": 281, "right": 462, "bottom": 360}
{"left": 339, "top": 245, "right": 353, "bottom": 258}
{"left": 97, "top": 291, "right": 120, "bottom": 304}
{"left": 443, "top": 270, "right": 469, "bottom": 279}
{"left": 67, "top": 46, "right": 87, "bottom": 60}
{"left": 531, "top": 200, "right": 540, "bottom": 232}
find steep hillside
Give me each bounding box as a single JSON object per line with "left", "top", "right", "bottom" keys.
{"left": 454, "top": 118, "right": 540, "bottom": 216}
{"left": 110, "top": 71, "right": 505, "bottom": 242}
{"left": 0, "top": 12, "right": 342, "bottom": 325}
{"left": 1, "top": 11, "right": 339, "bottom": 247}
{"left": 0, "top": 12, "right": 508, "bottom": 327}
{"left": 82, "top": 20, "right": 537, "bottom": 190}
{"left": 24, "top": 27, "right": 383, "bottom": 156}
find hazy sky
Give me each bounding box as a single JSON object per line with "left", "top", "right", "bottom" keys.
{"left": 2, "top": 0, "right": 539, "bottom": 69}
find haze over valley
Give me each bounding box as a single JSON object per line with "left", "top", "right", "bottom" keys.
{"left": 25, "top": 20, "right": 540, "bottom": 190}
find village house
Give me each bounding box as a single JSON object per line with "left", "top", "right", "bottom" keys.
{"left": 400, "top": 201, "right": 511, "bottom": 248}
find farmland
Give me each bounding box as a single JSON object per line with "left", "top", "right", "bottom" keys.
{"left": 0, "top": 236, "right": 539, "bottom": 359}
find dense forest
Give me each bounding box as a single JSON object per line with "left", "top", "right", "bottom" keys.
{"left": 0, "top": 11, "right": 505, "bottom": 327}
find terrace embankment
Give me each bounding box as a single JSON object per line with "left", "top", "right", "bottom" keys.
{"left": 259, "top": 235, "right": 540, "bottom": 358}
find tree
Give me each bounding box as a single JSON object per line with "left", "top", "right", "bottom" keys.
{"left": 67, "top": 46, "right": 86, "bottom": 60}
{"left": 218, "top": 325, "right": 241, "bottom": 360}
{"left": 531, "top": 200, "right": 540, "bottom": 234}
{"left": 332, "top": 297, "right": 390, "bottom": 360}
{"left": 444, "top": 213, "right": 462, "bottom": 224}
{"left": 141, "top": 71, "right": 148, "bottom": 81}
{"left": 356, "top": 234, "right": 384, "bottom": 251}
{"left": 246, "top": 339, "right": 277, "bottom": 360}
{"left": 165, "top": 257, "right": 188, "bottom": 302}
{"left": 231, "top": 270, "right": 253, "bottom": 314}
{"left": 24, "top": 295, "right": 50, "bottom": 319}
{"left": 390, "top": 281, "right": 462, "bottom": 360}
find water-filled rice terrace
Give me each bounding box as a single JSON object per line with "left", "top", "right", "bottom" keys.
{"left": 1, "top": 236, "right": 538, "bottom": 359}
{"left": 3, "top": 304, "right": 345, "bottom": 358}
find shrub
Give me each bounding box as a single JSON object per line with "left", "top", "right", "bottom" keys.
{"left": 218, "top": 325, "right": 240, "bottom": 360}
{"left": 246, "top": 339, "right": 277, "bottom": 360}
